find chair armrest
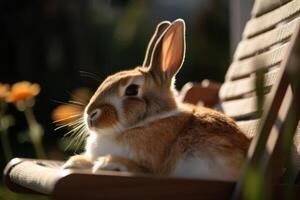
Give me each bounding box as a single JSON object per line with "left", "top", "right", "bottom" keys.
{"left": 179, "top": 79, "right": 221, "bottom": 108}
{"left": 4, "top": 158, "right": 64, "bottom": 195}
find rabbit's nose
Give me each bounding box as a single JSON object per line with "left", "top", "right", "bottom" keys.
{"left": 87, "top": 108, "right": 101, "bottom": 128}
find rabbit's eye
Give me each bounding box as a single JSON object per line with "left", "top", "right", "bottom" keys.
{"left": 125, "top": 84, "right": 139, "bottom": 96}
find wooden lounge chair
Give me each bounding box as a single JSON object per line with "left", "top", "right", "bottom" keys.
{"left": 4, "top": 0, "right": 300, "bottom": 199}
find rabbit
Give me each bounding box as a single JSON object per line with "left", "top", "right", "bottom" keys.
{"left": 62, "top": 19, "right": 250, "bottom": 181}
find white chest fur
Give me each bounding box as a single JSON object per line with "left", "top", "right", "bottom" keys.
{"left": 85, "top": 132, "right": 132, "bottom": 161}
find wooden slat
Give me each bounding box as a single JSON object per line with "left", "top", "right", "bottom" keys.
{"left": 220, "top": 95, "right": 264, "bottom": 119}
{"left": 234, "top": 17, "right": 299, "bottom": 60}
{"left": 226, "top": 43, "right": 289, "bottom": 80}
{"left": 220, "top": 67, "right": 280, "bottom": 100}
{"left": 243, "top": 0, "right": 300, "bottom": 38}
{"left": 237, "top": 119, "right": 261, "bottom": 139}
{"left": 251, "top": 0, "right": 292, "bottom": 17}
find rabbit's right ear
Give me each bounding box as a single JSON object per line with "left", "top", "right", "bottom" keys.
{"left": 142, "top": 21, "right": 171, "bottom": 67}
{"left": 148, "top": 19, "right": 186, "bottom": 82}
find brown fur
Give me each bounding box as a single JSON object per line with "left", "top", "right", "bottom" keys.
{"left": 116, "top": 105, "right": 250, "bottom": 175}
{"left": 88, "top": 69, "right": 143, "bottom": 104}
{"left": 97, "top": 104, "right": 118, "bottom": 128}
{"left": 123, "top": 97, "right": 146, "bottom": 126}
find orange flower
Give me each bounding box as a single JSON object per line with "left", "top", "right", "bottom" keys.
{"left": 6, "top": 81, "right": 40, "bottom": 103}
{"left": 52, "top": 87, "right": 91, "bottom": 125}
{"left": 52, "top": 104, "right": 83, "bottom": 124}
{"left": 0, "top": 83, "right": 10, "bottom": 100}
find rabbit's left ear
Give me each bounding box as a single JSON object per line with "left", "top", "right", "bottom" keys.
{"left": 149, "top": 19, "right": 186, "bottom": 80}
{"left": 143, "top": 21, "right": 171, "bottom": 67}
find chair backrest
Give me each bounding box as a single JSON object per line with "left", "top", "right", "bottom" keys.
{"left": 232, "top": 26, "right": 300, "bottom": 198}
{"left": 219, "top": 0, "right": 300, "bottom": 187}
{"left": 219, "top": 0, "right": 300, "bottom": 138}
{"left": 221, "top": 1, "right": 300, "bottom": 198}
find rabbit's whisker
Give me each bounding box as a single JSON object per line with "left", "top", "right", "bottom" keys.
{"left": 54, "top": 117, "right": 84, "bottom": 131}
{"left": 79, "top": 70, "right": 103, "bottom": 82}
{"left": 66, "top": 91, "right": 88, "bottom": 105}
{"left": 52, "top": 113, "right": 83, "bottom": 124}
{"left": 75, "top": 127, "right": 88, "bottom": 151}
{"left": 66, "top": 124, "right": 88, "bottom": 152}
{"left": 51, "top": 99, "right": 77, "bottom": 106}
{"left": 64, "top": 123, "right": 85, "bottom": 137}
{"left": 68, "top": 100, "right": 85, "bottom": 106}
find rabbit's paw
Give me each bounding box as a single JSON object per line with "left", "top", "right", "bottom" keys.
{"left": 62, "top": 155, "right": 93, "bottom": 169}
{"left": 92, "top": 155, "right": 128, "bottom": 172}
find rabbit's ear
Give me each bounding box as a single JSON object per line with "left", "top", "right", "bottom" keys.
{"left": 149, "top": 19, "right": 186, "bottom": 80}
{"left": 142, "top": 21, "right": 171, "bottom": 67}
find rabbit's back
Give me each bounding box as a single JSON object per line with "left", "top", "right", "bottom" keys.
{"left": 171, "top": 105, "right": 250, "bottom": 180}
{"left": 186, "top": 105, "right": 250, "bottom": 153}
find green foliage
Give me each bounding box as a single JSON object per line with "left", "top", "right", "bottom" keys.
{"left": 0, "top": 185, "right": 49, "bottom": 200}
{"left": 243, "top": 166, "right": 266, "bottom": 200}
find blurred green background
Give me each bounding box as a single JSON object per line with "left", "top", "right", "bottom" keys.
{"left": 0, "top": 0, "right": 232, "bottom": 199}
